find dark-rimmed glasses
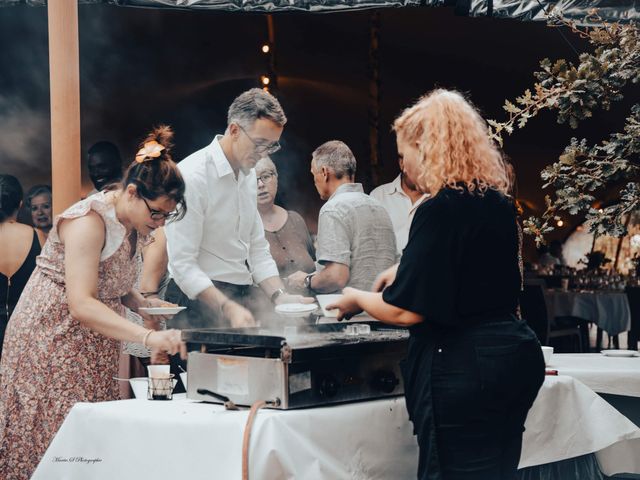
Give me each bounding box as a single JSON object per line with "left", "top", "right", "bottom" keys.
{"left": 141, "top": 196, "right": 180, "bottom": 221}
{"left": 257, "top": 172, "right": 276, "bottom": 185}
{"left": 238, "top": 124, "right": 281, "bottom": 155}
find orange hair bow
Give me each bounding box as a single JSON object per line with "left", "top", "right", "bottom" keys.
{"left": 135, "top": 140, "right": 165, "bottom": 163}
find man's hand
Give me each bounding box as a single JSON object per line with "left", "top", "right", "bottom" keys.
{"left": 223, "top": 301, "right": 256, "bottom": 328}
{"left": 286, "top": 271, "right": 308, "bottom": 290}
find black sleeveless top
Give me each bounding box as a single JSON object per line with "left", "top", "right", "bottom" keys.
{"left": 1, "top": 229, "right": 41, "bottom": 356}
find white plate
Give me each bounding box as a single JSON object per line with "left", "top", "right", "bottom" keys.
{"left": 275, "top": 303, "right": 318, "bottom": 317}
{"left": 600, "top": 349, "right": 639, "bottom": 358}
{"left": 138, "top": 306, "right": 186, "bottom": 315}
{"left": 315, "top": 294, "right": 343, "bottom": 317}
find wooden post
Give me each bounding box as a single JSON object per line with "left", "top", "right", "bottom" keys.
{"left": 48, "top": 0, "right": 81, "bottom": 215}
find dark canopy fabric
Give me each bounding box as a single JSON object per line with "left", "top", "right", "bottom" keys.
{"left": 2, "top": 0, "right": 638, "bottom": 22}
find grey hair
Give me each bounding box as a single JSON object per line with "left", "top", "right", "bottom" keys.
{"left": 227, "top": 88, "right": 287, "bottom": 128}
{"left": 25, "top": 184, "right": 52, "bottom": 209}
{"left": 256, "top": 156, "right": 278, "bottom": 176}
{"left": 311, "top": 140, "right": 357, "bottom": 180}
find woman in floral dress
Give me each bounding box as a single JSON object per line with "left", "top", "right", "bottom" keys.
{"left": 0, "top": 126, "right": 188, "bottom": 480}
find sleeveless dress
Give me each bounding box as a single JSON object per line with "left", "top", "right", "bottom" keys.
{"left": 0, "top": 229, "right": 41, "bottom": 358}
{"left": 0, "top": 192, "right": 140, "bottom": 480}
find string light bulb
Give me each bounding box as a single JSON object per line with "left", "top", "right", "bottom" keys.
{"left": 261, "top": 76, "right": 270, "bottom": 86}
{"left": 557, "top": 220, "right": 564, "bottom": 227}
{"left": 261, "top": 44, "right": 270, "bottom": 54}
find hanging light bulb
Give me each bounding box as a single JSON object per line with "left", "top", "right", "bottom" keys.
{"left": 261, "top": 44, "right": 270, "bottom": 54}
{"left": 261, "top": 76, "right": 270, "bottom": 86}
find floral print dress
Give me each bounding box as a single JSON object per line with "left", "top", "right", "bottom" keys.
{"left": 0, "top": 192, "right": 139, "bottom": 480}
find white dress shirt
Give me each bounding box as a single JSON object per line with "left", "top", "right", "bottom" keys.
{"left": 369, "top": 174, "right": 427, "bottom": 254}
{"left": 165, "top": 136, "right": 279, "bottom": 299}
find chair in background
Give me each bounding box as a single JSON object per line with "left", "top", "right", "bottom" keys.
{"left": 520, "top": 284, "right": 584, "bottom": 352}
{"left": 624, "top": 286, "right": 640, "bottom": 351}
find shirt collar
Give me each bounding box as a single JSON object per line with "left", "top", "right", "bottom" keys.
{"left": 329, "top": 182, "right": 364, "bottom": 201}
{"left": 389, "top": 174, "right": 404, "bottom": 195}
{"left": 387, "top": 174, "right": 429, "bottom": 209}
{"left": 209, "top": 135, "right": 234, "bottom": 178}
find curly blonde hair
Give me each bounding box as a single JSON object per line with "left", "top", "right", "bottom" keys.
{"left": 393, "top": 89, "right": 512, "bottom": 198}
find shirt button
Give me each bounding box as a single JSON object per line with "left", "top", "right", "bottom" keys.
{"left": 282, "top": 246, "right": 286, "bottom": 250}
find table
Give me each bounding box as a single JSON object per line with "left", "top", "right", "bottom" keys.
{"left": 549, "top": 353, "right": 640, "bottom": 398}
{"left": 545, "top": 290, "right": 631, "bottom": 336}
{"left": 33, "top": 376, "right": 640, "bottom": 480}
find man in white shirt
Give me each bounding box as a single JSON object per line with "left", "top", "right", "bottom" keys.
{"left": 369, "top": 155, "right": 427, "bottom": 254}
{"left": 165, "top": 89, "right": 309, "bottom": 328}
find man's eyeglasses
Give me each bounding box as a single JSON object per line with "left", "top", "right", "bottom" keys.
{"left": 238, "top": 124, "right": 281, "bottom": 155}
{"left": 257, "top": 172, "right": 276, "bottom": 185}
{"left": 141, "top": 196, "right": 179, "bottom": 221}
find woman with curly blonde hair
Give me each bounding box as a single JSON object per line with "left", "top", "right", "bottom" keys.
{"left": 329, "top": 89, "right": 544, "bottom": 479}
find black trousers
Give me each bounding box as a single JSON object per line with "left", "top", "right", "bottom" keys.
{"left": 404, "top": 319, "right": 545, "bottom": 480}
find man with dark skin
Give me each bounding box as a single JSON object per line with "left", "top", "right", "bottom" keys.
{"left": 87, "top": 141, "right": 123, "bottom": 192}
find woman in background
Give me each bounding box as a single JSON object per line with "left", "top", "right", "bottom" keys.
{"left": 25, "top": 184, "right": 53, "bottom": 246}
{"left": 256, "top": 157, "right": 315, "bottom": 291}
{"left": 329, "top": 89, "right": 545, "bottom": 480}
{"left": 0, "top": 174, "right": 41, "bottom": 359}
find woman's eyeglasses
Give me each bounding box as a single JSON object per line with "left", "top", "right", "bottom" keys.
{"left": 141, "top": 196, "right": 179, "bottom": 221}
{"left": 238, "top": 125, "right": 281, "bottom": 155}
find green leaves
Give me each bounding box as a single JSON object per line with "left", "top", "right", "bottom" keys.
{"left": 488, "top": 13, "right": 640, "bottom": 242}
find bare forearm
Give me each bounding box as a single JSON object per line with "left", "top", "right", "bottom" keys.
{"left": 353, "top": 291, "right": 423, "bottom": 326}
{"left": 309, "top": 262, "right": 349, "bottom": 293}
{"left": 259, "top": 275, "right": 285, "bottom": 299}
{"left": 121, "top": 290, "right": 145, "bottom": 312}
{"left": 70, "top": 297, "right": 149, "bottom": 343}
{"left": 196, "top": 285, "right": 230, "bottom": 312}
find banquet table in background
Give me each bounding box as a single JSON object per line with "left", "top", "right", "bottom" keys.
{"left": 545, "top": 290, "right": 632, "bottom": 336}
{"left": 32, "top": 376, "right": 640, "bottom": 480}
{"left": 550, "top": 353, "right": 640, "bottom": 398}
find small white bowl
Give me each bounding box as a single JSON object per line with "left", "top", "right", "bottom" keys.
{"left": 129, "top": 377, "right": 149, "bottom": 400}
{"left": 541, "top": 346, "right": 554, "bottom": 366}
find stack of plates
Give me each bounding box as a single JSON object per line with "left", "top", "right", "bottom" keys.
{"left": 600, "top": 349, "right": 639, "bottom": 357}
{"left": 275, "top": 303, "right": 318, "bottom": 318}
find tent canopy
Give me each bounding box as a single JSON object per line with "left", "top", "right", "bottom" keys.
{"left": 2, "top": 0, "right": 638, "bottom": 23}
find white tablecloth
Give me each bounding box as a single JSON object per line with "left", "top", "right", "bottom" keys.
{"left": 545, "top": 290, "right": 631, "bottom": 336}
{"left": 33, "top": 376, "right": 640, "bottom": 480}
{"left": 549, "top": 353, "right": 640, "bottom": 398}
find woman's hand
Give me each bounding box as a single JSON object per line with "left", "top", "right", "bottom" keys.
{"left": 326, "top": 287, "right": 364, "bottom": 321}
{"left": 150, "top": 349, "right": 170, "bottom": 365}
{"left": 372, "top": 264, "right": 399, "bottom": 292}
{"left": 146, "top": 329, "right": 187, "bottom": 360}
